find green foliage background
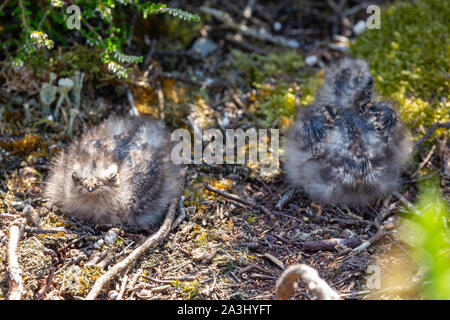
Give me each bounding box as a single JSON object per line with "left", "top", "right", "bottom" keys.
{"left": 1, "top": 0, "right": 200, "bottom": 78}
{"left": 351, "top": 0, "right": 449, "bottom": 300}
{"left": 351, "top": 0, "right": 449, "bottom": 133}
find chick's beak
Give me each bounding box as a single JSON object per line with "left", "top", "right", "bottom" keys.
{"left": 82, "top": 182, "right": 95, "bottom": 193}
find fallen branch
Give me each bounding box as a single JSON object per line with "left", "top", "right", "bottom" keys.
{"left": 116, "top": 273, "right": 129, "bottom": 300}
{"left": 353, "top": 219, "right": 395, "bottom": 252}
{"left": 410, "top": 145, "right": 435, "bottom": 178}
{"left": 262, "top": 253, "right": 285, "bottom": 270}
{"left": 35, "top": 267, "right": 55, "bottom": 300}
{"left": 24, "top": 227, "right": 66, "bottom": 234}
{"left": 251, "top": 273, "right": 277, "bottom": 280}
{"left": 85, "top": 199, "right": 179, "bottom": 300}
{"left": 415, "top": 121, "right": 450, "bottom": 150}
{"left": 0, "top": 213, "right": 18, "bottom": 220}
{"left": 231, "top": 92, "right": 266, "bottom": 129}
{"left": 303, "top": 237, "right": 361, "bottom": 251}
{"left": 224, "top": 34, "right": 267, "bottom": 55}
{"left": 171, "top": 196, "right": 186, "bottom": 231}
{"left": 393, "top": 191, "right": 422, "bottom": 216}
{"left": 276, "top": 188, "right": 297, "bottom": 210}
{"left": 126, "top": 269, "right": 142, "bottom": 296}
{"left": 162, "top": 72, "right": 231, "bottom": 88}
{"left": 276, "top": 264, "right": 341, "bottom": 300}
{"left": 7, "top": 218, "right": 26, "bottom": 300}
{"left": 204, "top": 183, "right": 255, "bottom": 206}
{"left": 374, "top": 202, "right": 398, "bottom": 227}
{"left": 199, "top": 6, "right": 299, "bottom": 48}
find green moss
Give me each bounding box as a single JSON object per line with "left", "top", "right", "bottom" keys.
{"left": 159, "top": 14, "right": 203, "bottom": 47}
{"left": 231, "top": 49, "right": 324, "bottom": 127}
{"left": 351, "top": 0, "right": 449, "bottom": 134}
{"left": 231, "top": 49, "right": 305, "bottom": 84}
{"left": 250, "top": 72, "right": 323, "bottom": 128}
{"left": 299, "top": 71, "right": 324, "bottom": 106}
{"left": 27, "top": 45, "right": 107, "bottom": 80}
{"left": 172, "top": 279, "right": 202, "bottom": 300}
{"left": 252, "top": 83, "right": 296, "bottom": 127}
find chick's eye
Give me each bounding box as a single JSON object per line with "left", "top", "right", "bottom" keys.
{"left": 72, "top": 174, "right": 80, "bottom": 184}
{"left": 108, "top": 174, "right": 117, "bottom": 183}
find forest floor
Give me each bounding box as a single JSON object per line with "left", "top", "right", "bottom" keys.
{"left": 0, "top": 0, "right": 448, "bottom": 300}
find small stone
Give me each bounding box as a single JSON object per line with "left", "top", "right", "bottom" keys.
{"left": 273, "top": 21, "right": 282, "bottom": 32}
{"left": 23, "top": 204, "right": 40, "bottom": 227}
{"left": 333, "top": 35, "right": 349, "bottom": 45}
{"left": 353, "top": 20, "right": 367, "bottom": 36}
{"left": 329, "top": 43, "right": 349, "bottom": 52}
{"left": 19, "top": 166, "right": 36, "bottom": 178}
{"left": 108, "top": 290, "right": 119, "bottom": 299}
{"left": 104, "top": 229, "right": 118, "bottom": 246}
{"left": 305, "top": 55, "right": 318, "bottom": 66}
{"left": 221, "top": 115, "right": 230, "bottom": 128}
{"left": 28, "top": 186, "right": 42, "bottom": 198}
{"left": 340, "top": 229, "right": 356, "bottom": 238}
{"left": 191, "top": 37, "right": 218, "bottom": 57}
{"left": 330, "top": 35, "right": 350, "bottom": 52}
{"left": 93, "top": 239, "right": 104, "bottom": 249}
{"left": 192, "top": 247, "right": 216, "bottom": 263}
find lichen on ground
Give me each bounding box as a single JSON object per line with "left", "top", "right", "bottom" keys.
{"left": 0, "top": 236, "right": 52, "bottom": 298}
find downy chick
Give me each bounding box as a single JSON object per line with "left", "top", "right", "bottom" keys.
{"left": 284, "top": 58, "right": 412, "bottom": 206}
{"left": 44, "top": 115, "right": 183, "bottom": 227}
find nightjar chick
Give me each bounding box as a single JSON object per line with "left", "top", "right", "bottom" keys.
{"left": 44, "top": 116, "right": 184, "bottom": 227}
{"left": 284, "top": 58, "right": 412, "bottom": 206}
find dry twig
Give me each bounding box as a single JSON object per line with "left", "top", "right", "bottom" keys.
{"left": 415, "top": 122, "right": 450, "bottom": 150}
{"left": 85, "top": 198, "right": 179, "bottom": 299}
{"left": 35, "top": 267, "right": 55, "bottom": 300}
{"left": 7, "top": 218, "right": 26, "bottom": 300}
{"left": 24, "top": 227, "right": 66, "bottom": 234}
{"left": 410, "top": 145, "right": 435, "bottom": 178}
{"left": 353, "top": 219, "right": 395, "bottom": 252}
{"left": 199, "top": 6, "right": 299, "bottom": 48}
{"left": 303, "top": 237, "right": 362, "bottom": 251}
{"left": 204, "top": 183, "right": 255, "bottom": 206}
{"left": 116, "top": 273, "right": 129, "bottom": 300}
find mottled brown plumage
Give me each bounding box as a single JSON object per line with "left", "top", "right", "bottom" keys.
{"left": 44, "top": 115, "right": 183, "bottom": 227}
{"left": 284, "top": 58, "right": 412, "bottom": 206}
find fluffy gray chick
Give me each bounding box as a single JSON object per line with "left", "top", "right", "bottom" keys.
{"left": 44, "top": 115, "right": 183, "bottom": 227}
{"left": 284, "top": 58, "right": 412, "bottom": 206}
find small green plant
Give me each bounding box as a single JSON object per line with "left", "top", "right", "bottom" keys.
{"left": 400, "top": 178, "right": 450, "bottom": 299}
{"left": 2, "top": 0, "right": 200, "bottom": 79}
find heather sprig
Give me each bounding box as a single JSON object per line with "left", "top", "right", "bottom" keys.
{"left": 6, "top": 0, "right": 200, "bottom": 78}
